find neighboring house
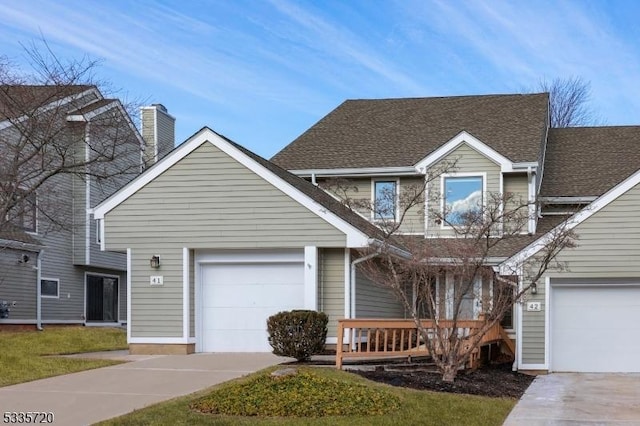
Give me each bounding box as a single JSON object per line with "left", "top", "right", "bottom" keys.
{"left": 0, "top": 86, "right": 174, "bottom": 328}
{"left": 92, "top": 93, "right": 640, "bottom": 374}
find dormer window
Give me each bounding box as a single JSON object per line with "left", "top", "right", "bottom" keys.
{"left": 373, "top": 180, "right": 397, "bottom": 220}
{"left": 443, "top": 175, "right": 484, "bottom": 226}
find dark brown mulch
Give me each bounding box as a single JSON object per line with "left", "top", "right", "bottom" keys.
{"left": 350, "top": 362, "right": 534, "bottom": 399}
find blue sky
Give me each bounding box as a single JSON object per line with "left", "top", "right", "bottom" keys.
{"left": 1, "top": 1, "right": 639, "bottom": 158}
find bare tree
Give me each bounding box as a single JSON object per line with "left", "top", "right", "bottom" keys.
{"left": 327, "top": 173, "right": 577, "bottom": 382}
{"left": 0, "top": 42, "right": 143, "bottom": 238}
{"left": 539, "top": 76, "right": 596, "bottom": 127}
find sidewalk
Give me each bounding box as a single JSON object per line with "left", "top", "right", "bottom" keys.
{"left": 0, "top": 352, "right": 286, "bottom": 425}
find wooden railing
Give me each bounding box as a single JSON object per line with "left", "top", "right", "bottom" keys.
{"left": 335, "top": 318, "right": 511, "bottom": 369}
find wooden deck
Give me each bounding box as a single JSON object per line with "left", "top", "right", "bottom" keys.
{"left": 335, "top": 318, "right": 513, "bottom": 369}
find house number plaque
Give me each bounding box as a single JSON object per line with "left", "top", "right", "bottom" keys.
{"left": 150, "top": 276, "right": 164, "bottom": 285}
{"left": 526, "top": 301, "right": 542, "bottom": 312}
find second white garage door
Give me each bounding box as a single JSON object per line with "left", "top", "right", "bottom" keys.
{"left": 200, "top": 255, "right": 305, "bottom": 352}
{"left": 551, "top": 284, "right": 640, "bottom": 372}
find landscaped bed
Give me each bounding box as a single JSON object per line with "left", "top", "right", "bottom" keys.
{"left": 350, "top": 362, "right": 534, "bottom": 399}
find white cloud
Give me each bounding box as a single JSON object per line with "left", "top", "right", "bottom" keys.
{"left": 448, "top": 190, "right": 482, "bottom": 216}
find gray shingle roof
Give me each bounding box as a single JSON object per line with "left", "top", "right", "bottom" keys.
{"left": 272, "top": 93, "right": 549, "bottom": 170}
{"left": 541, "top": 127, "right": 640, "bottom": 197}
{"left": 0, "top": 85, "right": 94, "bottom": 120}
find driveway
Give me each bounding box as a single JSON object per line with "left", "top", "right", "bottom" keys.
{"left": 0, "top": 352, "right": 286, "bottom": 425}
{"left": 503, "top": 373, "right": 640, "bottom": 425}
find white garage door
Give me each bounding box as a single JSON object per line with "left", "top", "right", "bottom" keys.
{"left": 552, "top": 284, "right": 640, "bottom": 372}
{"left": 200, "top": 255, "right": 305, "bottom": 352}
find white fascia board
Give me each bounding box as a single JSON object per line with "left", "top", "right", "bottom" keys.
{"left": 67, "top": 100, "right": 118, "bottom": 121}
{"left": 290, "top": 166, "right": 418, "bottom": 177}
{"left": 93, "top": 128, "right": 371, "bottom": 247}
{"left": 92, "top": 130, "right": 212, "bottom": 219}
{"left": 500, "top": 167, "right": 640, "bottom": 273}
{"left": 414, "top": 131, "right": 515, "bottom": 173}
{"left": 68, "top": 100, "right": 144, "bottom": 148}
{"left": 213, "top": 134, "right": 370, "bottom": 247}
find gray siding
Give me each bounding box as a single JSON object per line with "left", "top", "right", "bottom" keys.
{"left": 521, "top": 181, "right": 640, "bottom": 364}
{"left": 104, "top": 141, "right": 348, "bottom": 251}
{"left": 426, "top": 143, "right": 501, "bottom": 237}
{"left": 399, "top": 176, "right": 425, "bottom": 233}
{"left": 0, "top": 249, "right": 38, "bottom": 320}
{"left": 504, "top": 173, "right": 529, "bottom": 234}
{"left": 130, "top": 247, "right": 183, "bottom": 337}
{"left": 355, "top": 266, "right": 405, "bottom": 318}
{"left": 318, "top": 248, "right": 345, "bottom": 339}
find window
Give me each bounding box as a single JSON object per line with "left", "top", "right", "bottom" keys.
{"left": 373, "top": 180, "right": 397, "bottom": 220}
{"left": 443, "top": 176, "right": 483, "bottom": 225}
{"left": 96, "top": 219, "right": 102, "bottom": 244}
{"left": 5, "top": 189, "right": 36, "bottom": 232}
{"left": 40, "top": 278, "right": 59, "bottom": 298}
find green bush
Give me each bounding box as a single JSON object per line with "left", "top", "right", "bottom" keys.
{"left": 191, "top": 369, "right": 400, "bottom": 417}
{"left": 267, "top": 310, "right": 328, "bottom": 361}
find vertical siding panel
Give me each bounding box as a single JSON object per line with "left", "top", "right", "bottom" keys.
{"left": 318, "top": 248, "right": 345, "bottom": 339}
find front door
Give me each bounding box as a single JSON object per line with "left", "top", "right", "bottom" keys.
{"left": 86, "top": 275, "right": 119, "bottom": 322}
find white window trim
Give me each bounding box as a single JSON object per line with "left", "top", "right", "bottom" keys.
{"left": 439, "top": 172, "right": 487, "bottom": 230}
{"left": 40, "top": 277, "right": 59, "bottom": 299}
{"left": 371, "top": 178, "right": 400, "bottom": 222}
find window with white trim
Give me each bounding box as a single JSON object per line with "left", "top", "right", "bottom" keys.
{"left": 40, "top": 278, "right": 59, "bottom": 298}
{"left": 443, "top": 176, "right": 483, "bottom": 225}
{"left": 4, "top": 189, "right": 37, "bottom": 233}
{"left": 373, "top": 180, "right": 397, "bottom": 220}
{"left": 96, "top": 219, "right": 102, "bottom": 244}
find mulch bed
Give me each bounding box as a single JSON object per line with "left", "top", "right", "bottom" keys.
{"left": 350, "top": 362, "right": 534, "bottom": 398}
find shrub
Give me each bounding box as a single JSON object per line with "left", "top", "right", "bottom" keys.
{"left": 267, "top": 310, "right": 328, "bottom": 361}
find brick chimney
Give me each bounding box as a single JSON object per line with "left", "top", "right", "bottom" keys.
{"left": 141, "top": 104, "right": 175, "bottom": 166}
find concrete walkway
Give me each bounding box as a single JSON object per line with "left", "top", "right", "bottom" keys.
{"left": 0, "top": 352, "right": 287, "bottom": 425}
{"left": 504, "top": 373, "right": 640, "bottom": 425}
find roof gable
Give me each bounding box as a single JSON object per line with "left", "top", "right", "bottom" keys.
{"left": 92, "top": 127, "right": 377, "bottom": 248}
{"left": 414, "top": 131, "right": 516, "bottom": 172}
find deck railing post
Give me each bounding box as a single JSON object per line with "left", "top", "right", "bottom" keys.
{"left": 336, "top": 321, "right": 344, "bottom": 369}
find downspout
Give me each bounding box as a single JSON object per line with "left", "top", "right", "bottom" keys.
{"left": 349, "top": 251, "right": 380, "bottom": 319}
{"left": 35, "top": 250, "right": 43, "bottom": 331}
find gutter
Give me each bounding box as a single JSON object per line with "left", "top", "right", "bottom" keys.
{"left": 35, "top": 250, "right": 43, "bottom": 331}
{"left": 349, "top": 251, "right": 380, "bottom": 319}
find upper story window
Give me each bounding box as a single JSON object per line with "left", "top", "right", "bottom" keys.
{"left": 373, "top": 180, "right": 397, "bottom": 220}
{"left": 4, "top": 189, "right": 37, "bottom": 233}
{"left": 443, "top": 175, "right": 483, "bottom": 226}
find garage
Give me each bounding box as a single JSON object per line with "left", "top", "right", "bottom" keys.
{"left": 198, "top": 250, "right": 305, "bottom": 352}
{"left": 551, "top": 281, "right": 640, "bottom": 372}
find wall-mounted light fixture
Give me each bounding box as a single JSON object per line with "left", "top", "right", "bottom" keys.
{"left": 530, "top": 282, "right": 537, "bottom": 295}
{"left": 150, "top": 255, "right": 161, "bottom": 269}
{"left": 18, "top": 254, "right": 30, "bottom": 264}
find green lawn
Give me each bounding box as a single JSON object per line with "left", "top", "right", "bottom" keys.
{"left": 98, "top": 366, "right": 515, "bottom": 426}
{"left": 0, "top": 326, "right": 127, "bottom": 387}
